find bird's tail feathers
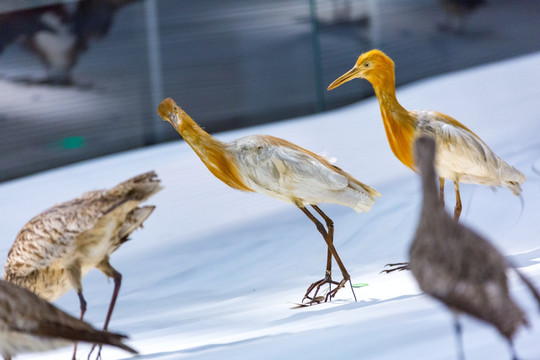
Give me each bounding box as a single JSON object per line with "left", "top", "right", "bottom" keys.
{"left": 510, "top": 264, "right": 540, "bottom": 311}
{"left": 118, "top": 206, "right": 156, "bottom": 241}
{"left": 504, "top": 181, "right": 524, "bottom": 196}
{"left": 501, "top": 164, "right": 525, "bottom": 196}
{"left": 517, "top": 270, "right": 540, "bottom": 311}
{"left": 349, "top": 179, "right": 381, "bottom": 199}
{"left": 35, "top": 322, "right": 138, "bottom": 354}
{"left": 112, "top": 171, "right": 163, "bottom": 201}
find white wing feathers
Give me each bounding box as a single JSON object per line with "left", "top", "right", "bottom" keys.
{"left": 234, "top": 136, "right": 348, "bottom": 192}
{"left": 414, "top": 111, "right": 525, "bottom": 190}
{"left": 232, "top": 135, "right": 378, "bottom": 212}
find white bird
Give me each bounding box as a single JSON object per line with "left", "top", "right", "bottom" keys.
{"left": 328, "top": 49, "right": 525, "bottom": 273}
{"left": 0, "top": 279, "right": 137, "bottom": 360}
{"left": 158, "top": 98, "right": 380, "bottom": 304}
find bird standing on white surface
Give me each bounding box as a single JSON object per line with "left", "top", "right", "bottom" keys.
{"left": 409, "top": 136, "right": 540, "bottom": 360}
{"left": 0, "top": 280, "right": 137, "bottom": 360}
{"left": 328, "top": 49, "right": 525, "bottom": 272}
{"left": 158, "top": 98, "right": 380, "bottom": 304}
{"left": 4, "top": 171, "right": 161, "bottom": 358}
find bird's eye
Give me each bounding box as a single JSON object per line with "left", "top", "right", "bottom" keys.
{"left": 364, "top": 62, "right": 369, "bottom": 67}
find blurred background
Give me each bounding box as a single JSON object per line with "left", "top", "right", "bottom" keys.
{"left": 0, "top": 0, "right": 538, "bottom": 182}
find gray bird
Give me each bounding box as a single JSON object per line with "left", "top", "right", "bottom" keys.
{"left": 0, "top": 279, "right": 137, "bottom": 360}
{"left": 409, "top": 136, "right": 540, "bottom": 360}
{"left": 4, "top": 171, "right": 161, "bottom": 358}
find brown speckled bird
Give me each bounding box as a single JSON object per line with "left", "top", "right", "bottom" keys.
{"left": 3, "top": 171, "right": 161, "bottom": 357}
{"left": 0, "top": 280, "right": 137, "bottom": 360}
{"left": 410, "top": 136, "right": 540, "bottom": 360}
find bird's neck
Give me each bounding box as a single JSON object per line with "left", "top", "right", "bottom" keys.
{"left": 420, "top": 165, "right": 443, "bottom": 215}
{"left": 176, "top": 116, "right": 253, "bottom": 192}
{"left": 371, "top": 73, "right": 416, "bottom": 170}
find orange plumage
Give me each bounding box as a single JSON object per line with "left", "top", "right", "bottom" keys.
{"left": 158, "top": 99, "right": 253, "bottom": 192}
{"left": 328, "top": 49, "right": 525, "bottom": 225}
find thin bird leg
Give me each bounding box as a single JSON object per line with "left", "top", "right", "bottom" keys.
{"left": 299, "top": 212, "right": 333, "bottom": 303}
{"left": 439, "top": 177, "right": 445, "bottom": 207}
{"left": 298, "top": 206, "right": 351, "bottom": 303}
{"left": 312, "top": 205, "right": 358, "bottom": 302}
{"left": 311, "top": 205, "right": 334, "bottom": 286}
{"left": 453, "top": 314, "right": 466, "bottom": 360}
{"left": 67, "top": 263, "right": 86, "bottom": 360}
{"left": 507, "top": 338, "right": 519, "bottom": 360}
{"left": 88, "top": 258, "right": 123, "bottom": 360}
{"left": 454, "top": 180, "right": 462, "bottom": 221}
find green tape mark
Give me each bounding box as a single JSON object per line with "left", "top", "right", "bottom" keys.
{"left": 352, "top": 283, "right": 368, "bottom": 288}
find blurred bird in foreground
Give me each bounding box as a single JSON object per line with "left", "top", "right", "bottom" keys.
{"left": 0, "top": 280, "right": 137, "bottom": 360}
{"left": 409, "top": 136, "right": 540, "bottom": 360}
{"left": 158, "top": 98, "right": 380, "bottom": 304}
{"left": 328, "top": 49, "right": 525, "bottom": 272}
{"left": 438, "top": 0, "right": 487, "bottom": 33}
{"left": 4, "top": 171, "right": 161, "bottom": 358}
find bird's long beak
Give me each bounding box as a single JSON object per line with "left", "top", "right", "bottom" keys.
{"left": 167, "top": 114, "right": 180, "bottom": 132}
{"left": 327, "top": 67, "right": 361, "bottom": 90}
{"left": 157, "top": 98, "right": 181, "bottom": 132}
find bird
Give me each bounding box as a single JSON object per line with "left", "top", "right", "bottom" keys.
{"left": 409, "top": 136, "right": 540, "bottom": 360}
{"left": 4, "top": 170, "right": 161, "bottom": 358}
{"left": 0, "top": 279, "right": 138, "bottom": 360}
{"left": 327, "top": 49, "right": 525, "bottom": 272}
{"left": 157, "top": 97, "right": 380, "bottom": 304}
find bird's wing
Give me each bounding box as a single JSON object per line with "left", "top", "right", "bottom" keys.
{"left": 413, "top": 219, "right": 509, "bottom": 300}
{"left": 4, "top": 191, "right": 125, "bottom": 277}
{"left": 233, "top": 135, "right": 349, "bottom": 193}
{"left": 420, "top": 225, "right": 523, "bottom": 330}
{"left": 5, "top": 172, "right": 160, "bottom": 277}
{"left": 413, "top": 110, "right": 501, "bottom": 179}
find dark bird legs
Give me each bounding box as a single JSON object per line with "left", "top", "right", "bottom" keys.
{"left": 299, "top": 205, "right": 357, "bottom": 304}
{"left": 88, "top": 257, "right": 123, "bottom": 360}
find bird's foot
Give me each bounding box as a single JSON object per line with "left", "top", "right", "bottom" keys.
{"left": 381, "top": 262, "right": 410, "bottom": 274}
{"left": 302, "top": 275, "right": 346, "bottom": 305}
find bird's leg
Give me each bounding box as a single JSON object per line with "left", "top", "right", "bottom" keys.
{"left": 299, "top": 208, "right": 333, "bottom": 303}
{"left": 453, "top": 181, "right": 462, "bottom": 222}
{"left": 311, "top": 205, "right": 334, "bottom": 293}
{"left": 298, "top": 205, "right": 352, "bottom": 303}
{"left": 88, "top": 257, "right": 122, "bottom": 360}
{"left": 453, "top": 314, "right": 466, "bottom": 360}
{"left": 439, "top": 177, "right": 445, "bottom": 208}
{"left": 67, "top": 262, "right": 86, "bottom": 360}
{"left": 507, "top": 338, "right": 519, "bottom": 360}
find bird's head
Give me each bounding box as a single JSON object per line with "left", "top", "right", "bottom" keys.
{"left": 158, "top": 98, "right": 184, "bottom": 132}
{"left": 327, "top": 49, "right": 395, "bottom": 90}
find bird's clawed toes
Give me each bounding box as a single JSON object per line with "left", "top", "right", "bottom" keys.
{"left": 380, "top": 262, "right": 410, "bottom": 274}
{"left": 302, "top": 276, "right": 345, "bottom": 305}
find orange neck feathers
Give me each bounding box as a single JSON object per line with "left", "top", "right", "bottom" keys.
{"left": 369, "top": 65, "right": 416, "bottom": 171}
{"left": 161, "top": 102, "right": 253, "bottom": 192}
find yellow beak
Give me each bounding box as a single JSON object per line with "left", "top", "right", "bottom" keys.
{"left": 327, "top": 67, "right": 361, "bottom": 90}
